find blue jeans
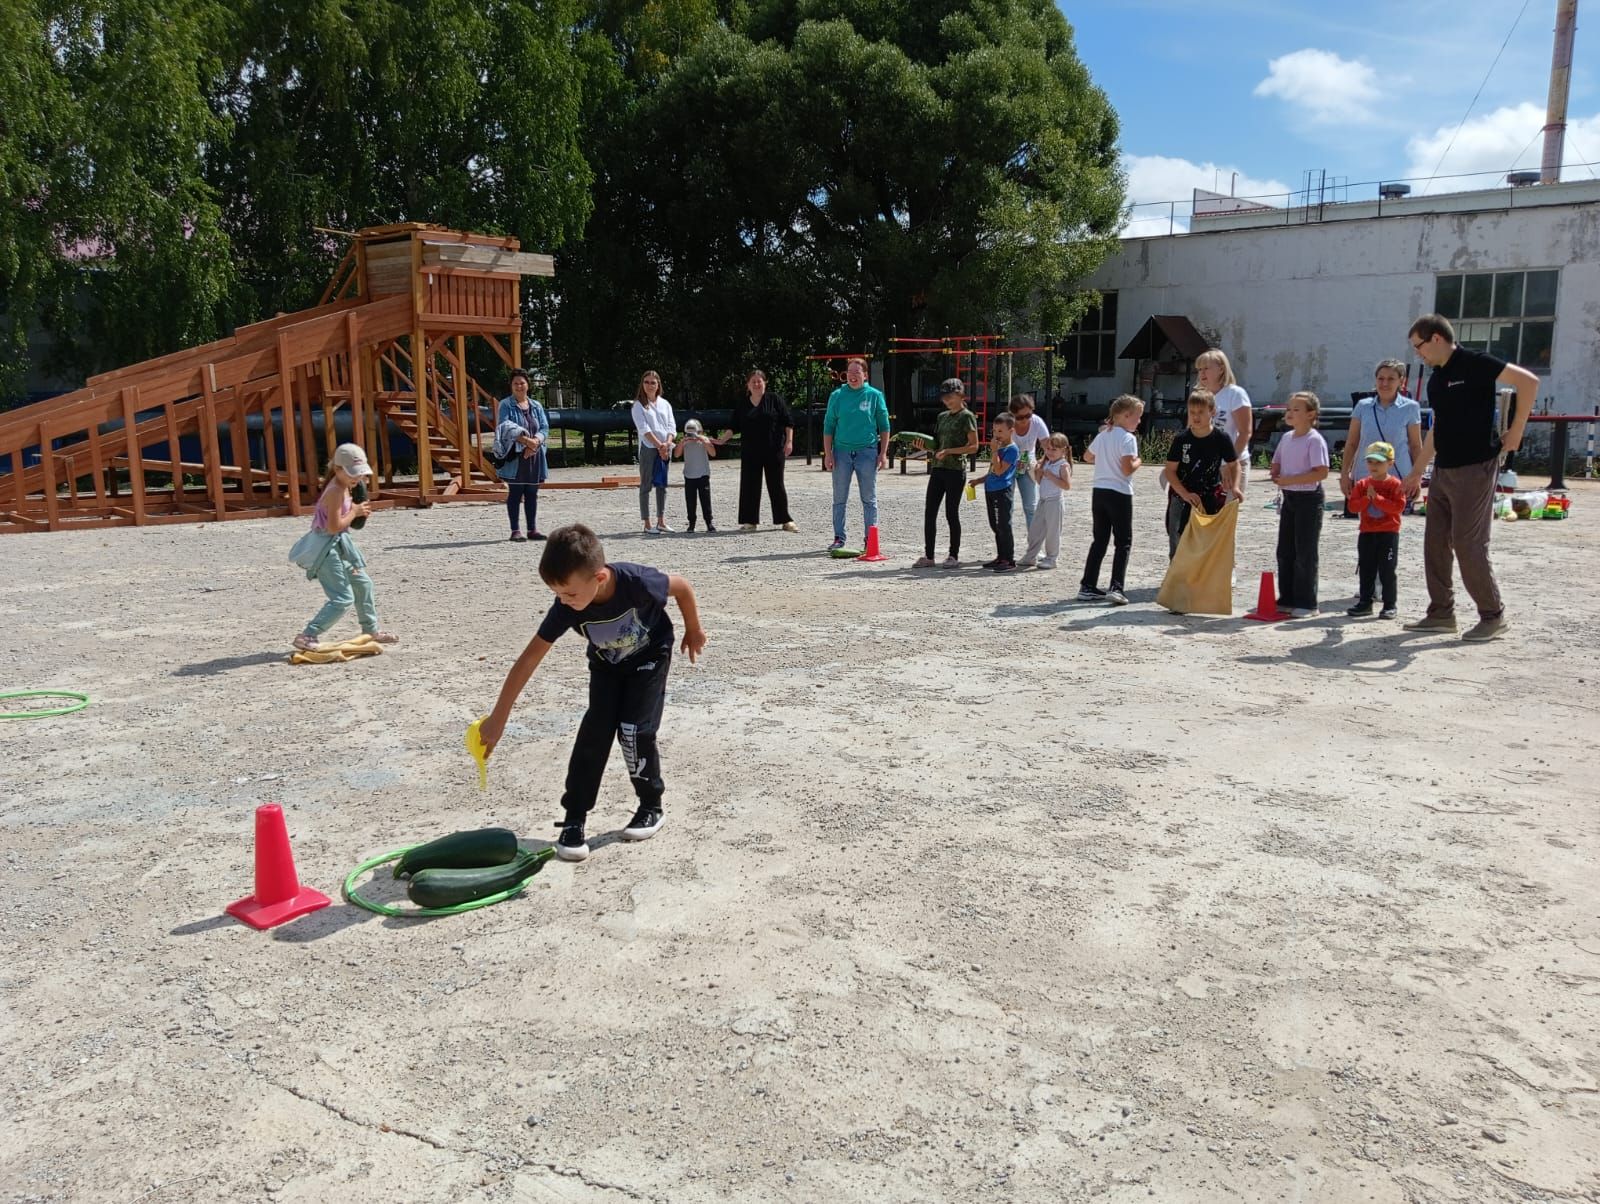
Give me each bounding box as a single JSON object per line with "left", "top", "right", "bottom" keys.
{"left": 831, "top": 448, "right": 879, "bottom": 541}
{"left": 1015, "top": 470, "right": 1038, "bottom": 530}
{"left": 305, "top": 545, "right": 380, "bottom": 637}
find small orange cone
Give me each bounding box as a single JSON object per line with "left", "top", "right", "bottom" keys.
{"left": 1243, "top": 571, "right": 1289, "bottom": 622}
{"left": 226, "top": 803, "right": 332, "bottom": 930}
{"left": 858, "top": 525, "right": 889, "bottom": 562}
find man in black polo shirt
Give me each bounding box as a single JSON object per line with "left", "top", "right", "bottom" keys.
{"left": 1401, "top": 314, "right": 1535, "bottom": 641}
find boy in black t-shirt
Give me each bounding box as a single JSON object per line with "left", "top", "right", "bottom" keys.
{"left": 1162, "top": 389, "right": 1241, "bottom": 556}
{"left": 477, "top": 524, "right": 708, "bottom": 861}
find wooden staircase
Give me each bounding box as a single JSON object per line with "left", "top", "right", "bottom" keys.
{"left": 1, "top": 223, "right": 552, "bottom": 534}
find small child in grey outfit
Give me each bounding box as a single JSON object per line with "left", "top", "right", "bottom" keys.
{"left": 674, "top": 419, "right": 718, "bottom": 532}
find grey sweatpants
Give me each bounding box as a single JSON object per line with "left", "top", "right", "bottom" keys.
{"left": 1020, "top": 494, "right": 1063, "bottom": 563}
{"left": 1424, "top": 458, "right": 1503, "bottom": 620}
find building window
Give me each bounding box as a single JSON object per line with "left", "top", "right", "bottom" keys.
{"left": 1060, "top": 292, "right": 1118, "bottom": 377}
{"left": 1434, "top": 270, "right": 1556, "bottom": 373}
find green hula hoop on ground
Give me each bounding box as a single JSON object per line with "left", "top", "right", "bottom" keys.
{"left": 0, "top": 690, "right": 90, "bottom": 720}
{"left": 342, "top": 845, "right": 553, "bottom": 917}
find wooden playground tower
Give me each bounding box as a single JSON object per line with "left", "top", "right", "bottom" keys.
{"left": 0, "top": 222, "right": 552, "bottom": 535}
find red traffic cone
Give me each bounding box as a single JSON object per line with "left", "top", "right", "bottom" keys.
{"left": 226, "top": 803, "right": 331, "bottom": 930}
{"left": 858, "top": 524, "right": 889, "bottom": 562}
{"left": 1243, "top": 571, "right": 1289, "bottom": 622}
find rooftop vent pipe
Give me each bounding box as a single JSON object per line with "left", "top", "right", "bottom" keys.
{"left": 1541, "top": 0, "right": 1579, "bottom": 184}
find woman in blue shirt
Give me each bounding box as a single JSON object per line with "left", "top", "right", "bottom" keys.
{"left": 1341, "top": 358, "right": 1422, "bottom": 516}
{"left": 496, "top": 368, "right": 550, "bottom": 541}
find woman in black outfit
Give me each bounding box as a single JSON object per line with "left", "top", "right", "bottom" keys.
{"left": 730, "top": 369, "right": 797, "bottom": 531}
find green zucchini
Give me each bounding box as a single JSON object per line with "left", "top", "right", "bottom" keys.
{"left": 393, "top": 827, "right": 519, "bottom": 879}
{"left": 350, "top": 481, "right": 368, "bottom": 530}
{"left": 829, "top": 547, "right": 863, "bottom": 559}
{"left": 406, "top": 849, "right": 547, "bottom": 908}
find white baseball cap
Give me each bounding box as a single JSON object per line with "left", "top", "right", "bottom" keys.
{"left": 333, "top": 443, "right": 372, "bottom": 476}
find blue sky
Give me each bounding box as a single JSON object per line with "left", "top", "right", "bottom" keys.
{"left": 1059, "top": 0, "right": 1599, "bottom": 234}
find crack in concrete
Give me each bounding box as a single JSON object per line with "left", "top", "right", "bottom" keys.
{"left": 231, "top": 1054, "right": 658, "bottom": 1201}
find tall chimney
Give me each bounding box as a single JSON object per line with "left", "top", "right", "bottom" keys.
{"left": 1541, "top": 0, "right": 1579, "bottom": 184}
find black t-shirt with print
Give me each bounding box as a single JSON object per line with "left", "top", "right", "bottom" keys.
{"left": 1427, "top": 346, "right": 1506, "bottom": 468}
{"left": 1167, "top": 429, "right": 1238, "bottom": 509}
{"left": 536, "top": 563, "right": 674, "bottom": 668}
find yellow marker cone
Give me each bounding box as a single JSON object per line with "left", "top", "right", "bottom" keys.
{"left": 464, "top": 718, "right": 489, "bottom": 790}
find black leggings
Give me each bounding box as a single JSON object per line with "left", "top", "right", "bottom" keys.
{"left": 985, "top": 485, "right": 1015, "bottom": 562}
{"left": 1357, "top": 530, "right": 1399, "bottom": 607}
{"left": 738, "top": 453, "right": 791, "bottom": 525}
{"left": 1276, "top": 488, "right": 1324, "bottom": 609}
{"left": 924, "top": 467, "right": 964, "bottom": 558}
{"left": 506, "top": 482, "right": 538, "bottom": 533}
{"left": 1081, "top": 488, "right": 1132, "bottom": 591}
{"left": 684, "top": 475, "right": 713, "bottom": 526}
{"left": 561, "top": 653, "right": 670, "bottom": 822}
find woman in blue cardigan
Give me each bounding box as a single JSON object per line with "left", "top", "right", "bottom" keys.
{"left": 495, "top": 368, "right": 550, "bottom": 541}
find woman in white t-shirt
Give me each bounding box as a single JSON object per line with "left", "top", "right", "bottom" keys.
{"left": 1007, "top": 395, "right": 1051, "bottom": 529}
{"left": 631, "top": 370, "right": 677, "bottom": 533}
{"left": 1196, "top": 349, "right": 1253, "bottom": 496}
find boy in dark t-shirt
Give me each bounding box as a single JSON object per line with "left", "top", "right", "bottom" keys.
{"left": 1163, "top": 389, "right": 1240, "bottom": 557}
{"left": 477, "top": 524, "right": 707, "bottom": 861}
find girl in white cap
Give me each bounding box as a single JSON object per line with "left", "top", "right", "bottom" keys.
{"left": 290, "top": 443, "right": 399, "bottom": 651}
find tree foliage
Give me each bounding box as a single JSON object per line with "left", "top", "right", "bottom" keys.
{"left": 0, "top": 1, "right": 233, "bottom": 400}
{"left": 2, "top": 0, "right": 1123, "bottom": 411}
{"left": 557, "top": 0, "right": 1124, "bottom": 403}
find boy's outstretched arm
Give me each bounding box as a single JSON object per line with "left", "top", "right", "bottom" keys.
{"left": 667, "top": 574, "right": 707, "bottom": 662}
{"left": 479, "top": 635, "right": 555, "bottom": 757}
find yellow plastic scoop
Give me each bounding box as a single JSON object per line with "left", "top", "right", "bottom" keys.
{"left": 464, "top": 718, "right": 489, "bottom": 790}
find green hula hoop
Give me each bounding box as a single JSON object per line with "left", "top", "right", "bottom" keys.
{"left": 342, "top": 845, "right": 553, "bottom": 917}
{"left": 0, "top": 690, "right": 90, "bottom": 720}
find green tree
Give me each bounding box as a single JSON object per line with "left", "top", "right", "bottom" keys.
{"left": 556, "top": 0, "right": 1124, "bottom": 405}
{"left": 213, "top": 0, "right": 595, "bottom": 323}
{"left": 0, "top": 0, "right": 233, "bottom": 404}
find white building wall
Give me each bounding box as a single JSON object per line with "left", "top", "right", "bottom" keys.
{"left": 1071, "top": 200, "right": 1600, "bottom": 421}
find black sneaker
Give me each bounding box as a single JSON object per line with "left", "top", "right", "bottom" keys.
{"left": 990, "top": 560, "right": 1017, "bottom": 573}
{"left": 1076, "top": 586, "right": 1106, "bottom": 601}
{"left": 705, "top": 524, "right": 717, "bottom": 533}
{"left": 622, "top": 807, "right": 664, "bottom": 841}
{"left": 528, "top": 531, "right": 547, "bottom": 541}
{"left": 555, "top": 823, "right": 589, "bottom": 862}
{"left": 982, "top": 558, "right": 1002, "bottom": 569}
{"left": 1346, "top": 601, "right": 1374, "bottom": 617}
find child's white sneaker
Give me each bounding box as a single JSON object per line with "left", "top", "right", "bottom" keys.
{"left": 555, "top": 822, "right": 589, "bottom": 862}
{"left": 1036, "top": 558, "right": 1055, "bottom": 570}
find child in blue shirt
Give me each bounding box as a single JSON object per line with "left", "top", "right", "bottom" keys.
{"left": 970, "top": 413, "right": 1020, "bottom": 571}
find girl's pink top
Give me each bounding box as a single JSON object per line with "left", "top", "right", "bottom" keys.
{"left": 312, "top": 488, "right": 351, "bottom": 533}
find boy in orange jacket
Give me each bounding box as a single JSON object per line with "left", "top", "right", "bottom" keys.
{"left": 1347, "top": 441, "right": 1407, "bottom": 619}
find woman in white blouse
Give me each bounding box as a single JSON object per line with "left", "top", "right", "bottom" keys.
{"left": 631, "top": 370, "right": 677, "bottom": 533}
{"left": 1195, "top": 349, "right": 1253, "bottom": 495}
{"left": 1007, "top": 395, "right": 1051, "bottom": 529}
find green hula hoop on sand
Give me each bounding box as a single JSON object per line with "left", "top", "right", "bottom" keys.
{"left": 0, "top": 690, "right": 90, "bottom": 720}
{"left": 342, "top": 846, "right": 553, "bottom": 917}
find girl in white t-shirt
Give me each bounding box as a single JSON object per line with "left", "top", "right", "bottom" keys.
{"left": 1196, "top": 349, "right": 1253, "bottom": 496}
{"left": 1018, "top": 433, "right": 1072, "bottom": 569}
{"left": 1007, "top": 395, "right": 1051, "bottom": 530}
{"left": 1077, "top": 395, "right": 1144, "bottom": 605}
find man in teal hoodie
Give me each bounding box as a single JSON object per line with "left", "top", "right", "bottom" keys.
{"left": 822, "top": 358, "right": 891, "bottom": 549}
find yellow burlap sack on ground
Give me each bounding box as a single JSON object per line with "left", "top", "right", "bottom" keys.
{"left": 1157, "top": 499, "right": 1239, "bottom": 616}
{"left": 288, "top": 634, "right": 384, "bottom": 665}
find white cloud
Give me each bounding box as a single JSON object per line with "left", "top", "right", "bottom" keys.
{"left": 1120, "top": 154, "right": 1292, "bottom": 237}
{"left": 1404, "top": 102, "right": 1600, "bottom": 190}
{"left": 1254, "top": 48, "right": 1381, "bottom": 125}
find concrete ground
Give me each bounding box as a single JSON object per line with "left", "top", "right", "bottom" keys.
{"left": 2, "top": 462, "right": 1597, "bottom": 1203}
